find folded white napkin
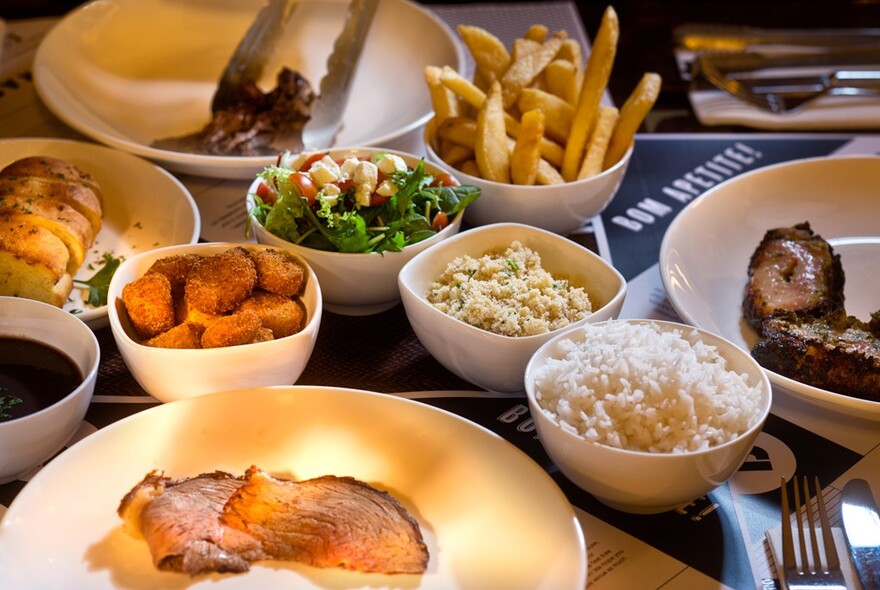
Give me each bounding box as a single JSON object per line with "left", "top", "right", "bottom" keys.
{"left": 765, "top": 526, "right": 864, "bottom": 590}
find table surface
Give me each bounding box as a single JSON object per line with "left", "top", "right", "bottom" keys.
{"left": 1, "top": 3, "right": 880, "bottom": 590}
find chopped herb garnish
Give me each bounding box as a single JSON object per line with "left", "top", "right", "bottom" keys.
{"left": 73, "top": 251, "right": 123, "bottom": 307}
{"left": 0, "top": 395, "right": 22, "bottom": 420}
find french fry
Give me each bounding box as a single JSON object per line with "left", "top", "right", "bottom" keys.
{"left": 543, "top": 59, "right": 579, "bottom": 105}
{"left": 459, "top": 159, "right": 480, "bottom": 177}
{"left": 424, "top": 65, "right": 459, "bottom": 125}
{"left": 517, "top": 87, "right": 574, "bottom": 144}
{"left": 561, "top": 6, "right": 619, "bottom": 181}
{"left": 475, "top": 82, "right": 511, "bottom": 183}
{"left": 440, "top": 66, "right": 487, "bottom": 110}
{"left": 511, "top": 38, "right": 542, "bottom": 62}
{"left": 557, "top": 38, "right": 583, "bottom": 71}
{"left": 536, "top": 159, "right": 565, "bottom": 185}
{"left": 578, "top": 105, "right": 619, "bottom": 179}
{"left": 500, "top": 32, "right": 567, "bottom": 108}
{"left": 524, "top": 24, "right": 548, "bottom": 43}
{"left": 603, "top": 72, "right": 662, "bottom": 170}
{"left": 436, "top": 116, "right": 478, "bottom": 148}
{"left": 458, "top": 25, "right": 511, "bottom": 86}
{"left": 511, "top": 109, "right": 545, "bottom": 185}
{"left": 441, "top": 143, "right": 475, "bottom": 168}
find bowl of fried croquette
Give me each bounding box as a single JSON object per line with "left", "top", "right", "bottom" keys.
{"left": 107, "top": 242, "right": 322, "bottom": 403}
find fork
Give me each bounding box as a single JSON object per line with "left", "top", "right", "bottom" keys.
{"left": 780, "top": 476, "right": 848, "bottom": 590}
{"left": 696, "top": 57, "right": 880, "bottom": 113}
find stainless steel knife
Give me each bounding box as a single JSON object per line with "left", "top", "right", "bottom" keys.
{"left": 301, "top": 0, "right": 379, "bottom": 149}
{"left": 841, "top": 478, "right": 880, "bottom": 590}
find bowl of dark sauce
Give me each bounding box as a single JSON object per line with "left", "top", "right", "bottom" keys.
{"left": 0, "top": 297, "right": 99, "bottom": 484}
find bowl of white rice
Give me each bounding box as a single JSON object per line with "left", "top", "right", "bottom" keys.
{"left": 399, "top": 223, "right": 627, "bottom": 393}
{"left": 525, "top": 319, "right": 771, "bottom": 514}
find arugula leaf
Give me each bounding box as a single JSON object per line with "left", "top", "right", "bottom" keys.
{"left": 74, "top": 252, "right": 122, "bottom": 307}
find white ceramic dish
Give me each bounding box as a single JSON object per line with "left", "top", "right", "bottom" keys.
{"left": 525, "top": 319, "right": 772, "bottom": 514}
{"left": 399, "top": 223, "right": 627, "bottom": 393}
{"left": 424, "top": 120, "right": 632, "bottom": 234}
{"left": 0, "top": 297, "right": 99, "bottom": 484}
{"left": 659, "top": 155, "right": 880, "bottom": 420}
{"left": 247, "top": 148, "right": 467, "bottom": 316}
{"left": 0, "top": 138, "right": 200, "bottom": 329}
{"left": 33, "top": 0, "right": 465, "bottom": 179}
{"left": 107, "top": 243, "right": 322, "bottom": 403}
{"left": 0, "top": 386, "right": 587, "bottom": 589}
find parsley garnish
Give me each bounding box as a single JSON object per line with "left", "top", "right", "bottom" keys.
{"left": 74, "top": 251, "right": 123, "bottom": 307}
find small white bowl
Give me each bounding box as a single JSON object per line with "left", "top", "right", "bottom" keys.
{"left": 0, "top": 297, "right": 99, "bottom": 484}
{"left": 525, "top": 319, "right": 772, "bottom": 514}
{"left": 107, "top": 243, "right": 322, "bottom": 403}
{"left": 424, "top": 119, "right": 632, "bottom": 234}
{"left": 398, "top": 223, "right": 626, "bottom": 393}
{"left": 247, "top": 148, "right": 468, "bottom": 316}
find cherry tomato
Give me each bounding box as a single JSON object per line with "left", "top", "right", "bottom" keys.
{"left": 431, "top": 172, "right": 460, "bottom": 187}
{"left": 432, "top": 211, "right": 449, "bottom": 232}
{"left": 298, "top": 152, "right": 327, "bottom": 172}
{"left": 289, "top": 172, "right": 317, "bottom": 205}
{"left": 370, "top": 192, "right": 390, "bottom": 207}
{"left": 255, "top": 180, "right": 277, "bottom": 204}
{"left": 335, "top": 178, "right": 355, "bottom": 192}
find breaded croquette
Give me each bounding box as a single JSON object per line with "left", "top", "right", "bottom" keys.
{"left": 122, "top": 272, "right": 175, "bottom": 339}
{"left": 146, "top": 253, "right": 201, "bottom": 297}
{"left": 185, "top": 247, "right": 256, "bottom": 314}
{"left": 236, "top": 290, "right": 305, "bottom": 338}
{"left": 250, "top": 327, "right": 275, "bottom": 343}
{"left": 249, "top": 248, "right": 305, "bottom": 297}
{"left": 201, "top": 309, "right": 263, "bottom": 348}
{"left": 144, "top": 322, "right": 205, "bottom": 349}
{"left": 175, "top": 291, "right": 222, "bottom": 329}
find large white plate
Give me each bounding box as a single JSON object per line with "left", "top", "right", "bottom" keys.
{"left": 659, "top": 155, "right": 880, "bottom": 420}
{"left": 0, "top": 138, "right": 200, "bottom": 329}
{"left": 0, "top": 386, "right": 586, "bottom": 589}
{"left": 33, "top": 0, "right": 465, "bottom": 179}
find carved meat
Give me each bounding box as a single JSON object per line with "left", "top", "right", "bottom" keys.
{"left": 152, "top": 68, "right": 314, "bottom": 157}
{"left": 118, "top": 466, "right": 428, "bottom": 577}
{"left": 752, "top": 312, "right": 880, "bottom": 402}
{"left": 223, "top": 467, "right": 429, "bottom": 574}
{"left": 743, "top": 222, "right": 844, "bottom": 334}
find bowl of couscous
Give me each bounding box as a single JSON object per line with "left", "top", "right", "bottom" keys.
{"left": 398, "top": 223, "right": 626, "bottom": 393}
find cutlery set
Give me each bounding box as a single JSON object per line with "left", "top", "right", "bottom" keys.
{"left": 675, "top": 24, "right": 880, "bottom": 114}
{"left": 775, "top": 477, "right": 880, "bottom": 589}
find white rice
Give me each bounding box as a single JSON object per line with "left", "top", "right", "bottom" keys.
{"left": 532, "top": 320, "right": 764, "bottom": 453}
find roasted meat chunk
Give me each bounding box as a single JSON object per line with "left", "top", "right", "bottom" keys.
{"left": 751, "top": 312, "right": 880, "bottom": 402}
{"left": 743, "top": 222, "right": 845, "bottom": 334}
{"left": 118, "top": 466, "right": 429, "bottom": 577}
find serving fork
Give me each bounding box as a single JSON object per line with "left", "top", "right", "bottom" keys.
{"left": 780, "top": 476, "right": 847, "bottom": 590}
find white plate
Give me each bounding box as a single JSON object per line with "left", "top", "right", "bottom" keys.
{"left": 659, "top": 155, "right": 880, "bottom": 420}
{"left": 0, "top": 138, "right": 200, "bottom": 329}
{"left": 32, "top": 0, "right": 465, "bottom": 179}
{"left": 0, "top": 386, "right": 586, "bottom": 589}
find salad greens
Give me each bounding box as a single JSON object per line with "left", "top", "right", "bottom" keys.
{"left": 247, "top": 153, "right": 480, "bottom": 253}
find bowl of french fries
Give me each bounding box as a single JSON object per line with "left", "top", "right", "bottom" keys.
{"left": 423, "top": 8, "right": 661, "bottom": 234}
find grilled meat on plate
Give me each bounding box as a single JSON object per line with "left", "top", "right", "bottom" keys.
{"left": 743, "top": 222, "right": 845, "bottom": 334}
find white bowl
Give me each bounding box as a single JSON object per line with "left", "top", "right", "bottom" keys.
{"left": 0, "top": 297, "right": 99, "bottom": 484}
{"left": 424, "top": 119, "right": 632, "bottom": 234}
{"left": 525, "top": 319, "right": 772, "bottom": 514}
{"left": 107, "top": 243, "right": 322, "bottom": 403}
{"left": 247, "top": 148, "right": 468, "bottom": 316}
{"left": 398, "top": 223, "right": 627, "bottom": 393}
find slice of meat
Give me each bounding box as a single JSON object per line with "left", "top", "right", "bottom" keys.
{"left": 751, "top": 312, "right": 880, "bottom": 402}
{"left": 222, "top": 467, "right": 429, "bottom": 574}
{"left": 118, "top": 467, "right": 429, "bottom": 577}
{"left": 117, "top": 470, "right": 266, "bottom": 575}
{"left": 743, "top": 222, "right": 845, "bottom": 334}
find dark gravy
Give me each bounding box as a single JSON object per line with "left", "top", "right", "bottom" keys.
{"left": 0, "top": 337, "right": 83, "bottom": 421}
